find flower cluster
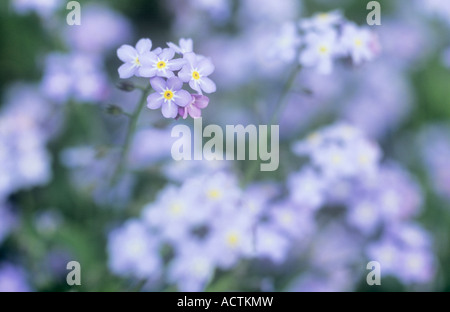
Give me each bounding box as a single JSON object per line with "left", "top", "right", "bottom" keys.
{"left": 108, "top": 172, "right": 313, "bottom": 291}
{"left": 289, "top": 123, "right": 435, "bottom": 286}
{"left": 0, "top": 85, "right": 54, "bottom": 202}
{"left": 293, "top": 11, "right": 379, "bottom": 74}
{"left": 419, "top": 125, "right": 450, "bottom": 201}
{"left": 117, "top": 38, "right": 216, "bottom": 119}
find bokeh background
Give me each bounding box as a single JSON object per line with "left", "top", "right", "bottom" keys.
{"left": 0, "top": 0, "right": 450, "bottom": 292}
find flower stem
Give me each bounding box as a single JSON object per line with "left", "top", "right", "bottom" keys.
{"left": 270, "top": 64, "right": 302, "bottom": 126}
{"left": 242, "top": 65, "right": 302, "bottom": 186}
{"left": 111, "top": 87, "right": 151, "bottom": 186}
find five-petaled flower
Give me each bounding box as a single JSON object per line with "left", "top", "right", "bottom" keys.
{"left": 167, "top": 38, "right": 194, "bottom": 55}
{"left": 178, "top": 52, "right": 216, "bottom": 94}
{"left": 139, "top": 48, "right": 186, "bottom": 79}
{"left": 178, "top": 94, "right": 209, "bottom": 119}
{"left": 147, "top": 77, "right": 192, "bottom": 118}
{"left": 117, "top": 38, "right": 157, "bottom": 79}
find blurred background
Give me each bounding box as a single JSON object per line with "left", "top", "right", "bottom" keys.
{"left": 0, "top": 0, "right": 450, "bottom": 292}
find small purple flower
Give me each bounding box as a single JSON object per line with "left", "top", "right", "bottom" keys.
{"left": 117, "top": 38, "right": 154, "bottom": 79}
{"left": 178, "top": 94, "right": 209, "bottom": 119}
{"left": 167, "top": 38, "right": 194, "bottom": 55}
{"left": 147, "top": 77, "right": 191, "bottom": 119}
{"left": 139, "top": 48, "right": 186, "bottom": 78}
{"left": 178, "top": 52, "right": 216, "bottom": 94}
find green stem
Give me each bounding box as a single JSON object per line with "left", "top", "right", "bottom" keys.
{"left": 243, "top": 65, "right": 302, "bottom": 186}
{"left": 270, "top": 64, "right": 302, "bottom": 125}
{"left": 111, "top": 87, "right": 151, "bottom": 185}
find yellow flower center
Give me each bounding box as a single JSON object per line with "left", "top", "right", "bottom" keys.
{"left": 157, "top": 61, "right": 166, "bottom": 69}
{"left": 164, "top": 90, "right": 174, "bottom": 100}
{"left": 170, "top": 203, "right": 183, "bottom": 215}
{"left": 134, "top": 57, "right": 141, "bottom": 66}
{"left": 192, "top": 71, "right": 200, "bottom": 80}
{"left": 207, "top": 189, "right": 221, "bottom": 199}
{"left": 318, "top": 13, "right": 328, "bottom": 20}
{"left": 319, "top": 45, "right": 329, "bottom": 54}
{"left": 226, "top": 233, "right": 239, "bottom": 247}
{"left": 359, "top": 154, "right": 369, "bottom": 164}
{"left": 354, "top": 39, "right": 363, "bottom": 47}
{"left": 331, "top": 154, "right": 342, "bottom": 164}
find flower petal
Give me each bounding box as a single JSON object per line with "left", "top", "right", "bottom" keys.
{"left": 117, "top": 45, "right": 137, "bottom": 62}
{"left": 189, "top": 80, "right": 202, "bottom": 94}
{"left": 118, "top": 63, "right": 136, "bottom": 79}
{"left": 192, "top": 95, "right": 209, "bottom": 109}
{"left": 167, "top": 42, "right": 182, "bottom": 54}
{"left": 139, "top": 52, "right": 158, "bottom": 66}
{"left": 167, "top": 77, "right": 183, "bottom": 91}
{"left": 138, "top": 66, "right": 157, "bottom": 78}
{"left": 178, "top": 67, "right": 192, "bottom": 83}
{"left": 159, "top": 48, "right": 175, "bottom": 60}
{"left": 153, "top": 47, "right": 163, "bottom": 55}
{"left": 147, "top": 92, "right": 164, "bottom": 109}
{"left": 136, "top": 38, "right": 153, "bottom": 54}
{"left": 150, "top": 77, "right": 167, "bottom": 93}
{"left": 179, "top": 38, "right": 193, "bottom": 53}
{"left": 168, "top": 58, "right": 187, "bottom": 71}
{"left": 198, "top": 58, "right": 215, "bottom": 76}
{"left": 183, "top": 52, "right": 197, "bottom": 67}
{"left": 178, "top": 106, "right": 188, "bottom": 119}
{"left": 174, "top": 90, "right": 192, "bottom": 107}
{"left": 159, "top": 70, "right": 175, "bottom": 79}
{"left": 188, "top": 105, "right": 202, "bottom": 118}
{"left": 199, "top": 77, "right": 216, "bottom": 93}
{"left": 162, "top": 102, "right": 178, "bottom": 118}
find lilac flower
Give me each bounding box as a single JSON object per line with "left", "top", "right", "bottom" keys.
{"left": 168, "top": 242, "right": 215, "bottom": 292}
{"left": 299, "top": 29, "right": 341, "bottom": 75}
{"left": 375, "top": 165, "right": 423, "bottom": 222}
{"left": 347, "top": 199, "right": 381, "bottom": 235}
{"left": 117, "top": 39, "right": 154, "bottom": 79}
{"left": 147, "top": 77, "right": 191, "bottom": 118}
{"left": 287, "top": 168, "right": 325, "bottom": 210}
{"left": 41, "top": 52, "right": 109, "bottom": 103}
{"left": 142, "top": 185, "right": 210, "bottom": 243}
{"left": 269, "top": 201, "right": 315, "bottom": 240}
{"left": 178, "top": 52, "right": 216, "bottom": 94}
{"left": 254, "top": 224, "right": 290, "bottom": 264}
{"left": 299, "top": 10, "right": 343, "bottom": 30}
{"left": 167, "top": 38, "right": 194, "bottom": 55}
{"left": 367, "top": 225, "right": 435, "bottom": 285}
{"left": 0, "top": 86, "right": 53, "bottom": 200}
{"left": 107, "top": 219, "right": 161, "bottom": 279}
{"left": 340, "top": 23, "right": 378, "bottom": 65}
{"left": 207, "top": 213, "right": 254, "bottom": 269}
{"left": 0, "top": 264, "right": 31, "bottom": 292}
{"left": 178, "top": 94, "right": 209, "bottom": 119}
{"left": 266, "top": 22, "right": 302, "bottom": 64}
{"left": 293, "top": 123, "right": 381, "bottom": 180}
{"left": 12, "top": 0, "right": 62, "bottom": 18}
{"left": 139, "top": 48, "right": 186, "bottom": 78}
